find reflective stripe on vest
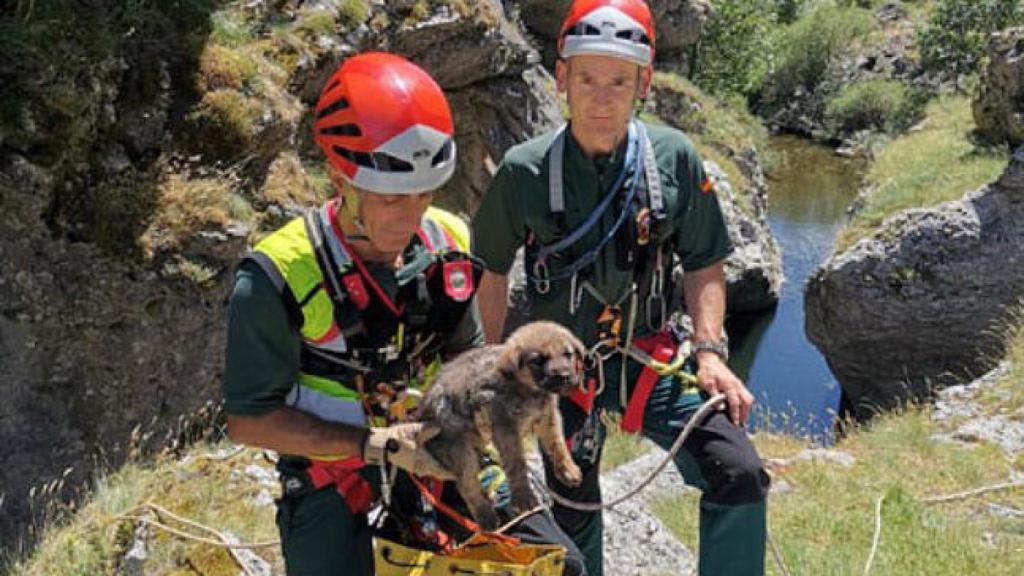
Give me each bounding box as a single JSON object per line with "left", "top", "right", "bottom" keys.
{"left": 289, "top": 373, "right": 365, "bottom": 426}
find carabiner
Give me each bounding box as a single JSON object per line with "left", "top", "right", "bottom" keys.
{"left": 645, "top": 292, "right": 667, "bottom": 333}
{"left": 532, "top": 259, "right": 551, "bottom": 295}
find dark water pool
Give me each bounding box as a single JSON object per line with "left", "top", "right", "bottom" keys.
{"left": 728, "top": 136, "right": 863, "bottom": 441}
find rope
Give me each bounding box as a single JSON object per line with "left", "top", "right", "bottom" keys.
{"left": 863, "top": 492, "right": 886, "bottom": 576}
{"left": 766, "top": 525, "right": 793, "bottom": 576}
{"left": 538, "top": 391, "right": 794, "bottom": 576}
{"left": 922, "top": 480, "right": 1024, "bottom": 504}
{"left": 114, "top": 502, "right": 278, "bottom": 576}
{"left": 113, "top": 503, "right": 279, "bottom": 549}
{"left": 543, "top": 393, "right": 727, "bottom": 512}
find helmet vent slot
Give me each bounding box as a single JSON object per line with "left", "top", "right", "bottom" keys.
{"left": 320, "top": 124, "right": 362, "bottom": 137}
{"left": 317, "top": 98, "right": 350, "bottom": 120}
{"left": 431, "top": 139, "right": 454, "bottom": 166}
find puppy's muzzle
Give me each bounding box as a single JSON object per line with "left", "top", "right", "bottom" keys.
{"left": 542, "top": 368, "right": 580, "bottom": 394}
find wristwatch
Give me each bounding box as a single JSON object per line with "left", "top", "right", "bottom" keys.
{"left": 691, "top": 338, "right": 729, "bottom": 361}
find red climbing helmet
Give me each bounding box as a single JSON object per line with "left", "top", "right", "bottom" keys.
{"left": 557, "top": 0, "right": 655, "bottom": 67}
{"left": 313, "top": 52, "right": 456, "bottom": 195}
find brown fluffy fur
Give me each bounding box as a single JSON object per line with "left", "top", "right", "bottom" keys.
{"left": 419, "top": 321, "right": 585, "bottom": 530}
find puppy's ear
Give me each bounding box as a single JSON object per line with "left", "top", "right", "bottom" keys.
{"left": 497, "top": 342, "right": 520, "bottom": 380}
{"left": 569, "top": 333, "right": 587, "bottom": 376}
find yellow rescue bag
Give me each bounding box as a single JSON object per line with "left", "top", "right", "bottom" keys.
{"left": 375, "top": 533, "right": 566, "bottom": 576}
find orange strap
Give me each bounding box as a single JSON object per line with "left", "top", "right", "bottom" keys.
{"left": 407, "top": 474, "right": 520, "bottom": 547}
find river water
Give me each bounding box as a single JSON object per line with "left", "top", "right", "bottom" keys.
{"left": 728, "top": 136, "right": 863, "bottom": 441}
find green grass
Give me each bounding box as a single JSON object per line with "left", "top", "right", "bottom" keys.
{"left": 9, "top": 443, "right": 283, "bottom": 576}
{"left": 973, "top": 303, "right": 1024, "bottom": 421}
{"left": 654, "top": 370, "right": 1024, "bottom": 575}
{"left": 836, "top": 96, "right": 1009, "bottom": 251}
{"left": 600, "top": 414, "right": 651, "bottom": 473}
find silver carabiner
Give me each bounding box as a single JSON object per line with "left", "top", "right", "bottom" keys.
{"left": 532, "top": 259, "right": 551, "bottom": 295}
{"left": 645, "top": 249, "right": 667, "bottom": 331}
{"left": 645, "top": 292, "right": 667, "bottom": 333}
{"left": 569, "top": 273, "right": 585, "bottom": 315}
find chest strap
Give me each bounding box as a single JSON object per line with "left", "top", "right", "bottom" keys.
{"left": 530, "top": 120, "right": 667, "bottom": 295}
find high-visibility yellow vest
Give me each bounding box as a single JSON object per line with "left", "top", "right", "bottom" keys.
{"left": 248, "top": 204, "right": 479, "bottom": 442}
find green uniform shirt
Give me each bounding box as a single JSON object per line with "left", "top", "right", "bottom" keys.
{"left": 223, "top": 254, "right": 485, "bottom": 417}
{"left": 472, "top": 122, "right": 731, "bottom": 347}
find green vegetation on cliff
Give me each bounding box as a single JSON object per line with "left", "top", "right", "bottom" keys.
{"left": 836, "top": 96, "right": 1008, "bottom": 251}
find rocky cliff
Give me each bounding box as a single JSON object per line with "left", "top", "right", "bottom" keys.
{"left": 974, "top": 27, "right": 1024, "bottom": 148}
{"left": 805, "top": 146, "right": 1024, "bottom": 419}
{"left": 0, "top": 0, "right": 778, "bottom": 556}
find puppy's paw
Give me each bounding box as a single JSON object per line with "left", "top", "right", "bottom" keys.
{"left": 511, "top": 490, "right": 541, "bottom": 513}
{"left": 475, "top": 506, "right": 501, "bottom": 532}
{"left": 555, "top": 461, "right": 583, "bottom": 487}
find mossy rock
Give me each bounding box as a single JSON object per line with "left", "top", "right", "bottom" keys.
{"left": 185, "top": 89, "right": 262, "bottom": 161}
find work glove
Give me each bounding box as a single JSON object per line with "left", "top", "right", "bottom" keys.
{"left": 361, "top": 423, "right": 455, "bottom": 480}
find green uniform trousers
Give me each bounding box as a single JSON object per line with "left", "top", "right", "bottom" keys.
{"left": 544, "top": 357, "right": 770, "bottom": 576}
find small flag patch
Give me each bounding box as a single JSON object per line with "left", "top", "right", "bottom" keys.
{"left": 700, "top": 178, "right": 715, "bottom": 195}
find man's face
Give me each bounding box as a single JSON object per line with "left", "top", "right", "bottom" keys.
{"left": 555, "top": 55, "right": 649, "bottom": 155}
{"left": 329, "top": 168, "right": 433, "bottom": 257}
{"left": 358, "top": 190, "right": 433, "bottom": 254}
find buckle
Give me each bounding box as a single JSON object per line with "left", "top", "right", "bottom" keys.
{"left": 596, "top": 305, "right": 623, "bottom": 348}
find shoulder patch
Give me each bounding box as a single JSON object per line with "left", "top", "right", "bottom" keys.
{"left": 700, "top": 177, "right": 715, "bottom": 195}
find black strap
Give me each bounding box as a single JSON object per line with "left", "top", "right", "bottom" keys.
{"left": 243, "top": 250, "right": 304, "bottom": 331}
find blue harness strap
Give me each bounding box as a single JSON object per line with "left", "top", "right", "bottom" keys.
{"left": 528, "top": 120, "right": 656, "bottom": 291}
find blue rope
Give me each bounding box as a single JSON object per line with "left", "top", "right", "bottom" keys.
{"left": 528, "top": 126, "right": 645, "bottom": 287}
{"left": 534, "top": 122, "right": 639, "bottom": 264}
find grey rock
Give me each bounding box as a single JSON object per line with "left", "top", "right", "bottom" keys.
{"left": 443, "top": 65, "right": 562, "bottom": 212}
{"left": 974, "top": 27, "right": 1024, "bottom": 147}
{"left": 764, "top": 448, "right": 856, "bottom": 470}
{"left": 390, "top": 0, "right": 538, "bottom": 90}
{"left": 117, "top": 520, "right": 151, "bottom": 576}
{"left": 876, "top": 3, "right": 907, "bottom": 24}
{"left": 599, "top": 450, "right": 697, "bottom": 575}
{"left": 222, "top": 531, "right": 274, "bottom": 576}
{"left": 704, "top": 160, "right": 783, "bottom": 313}
{"left": 932, "top": 363, "right": 1024, "bottom": 457}
{"left": 806, "top": 153, "right": 1024, "bottom": 419}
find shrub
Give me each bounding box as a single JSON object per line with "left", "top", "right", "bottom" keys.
{"left": 918, "top": 0, "right": 1024, "bottom": 84}
{"left": 765, "top": 2, "right": 876, "bottom": 100}
{"left": 691, "top": 0, "right": 776, "bottom": 97}
{"left": 825, "top": 79, "right": 927, "bottom": 133}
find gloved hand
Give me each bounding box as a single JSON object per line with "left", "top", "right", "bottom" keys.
{"left": 361, "top": 423, "right": 454, "bottom": 480}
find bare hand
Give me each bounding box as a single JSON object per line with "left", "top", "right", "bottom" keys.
{"left": 695, "top": 353, "right": 754, "bottom": 427}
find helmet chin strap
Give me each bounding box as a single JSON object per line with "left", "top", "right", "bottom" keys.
{"left": 338, "top": 184, "right": 371, "bottom": 242}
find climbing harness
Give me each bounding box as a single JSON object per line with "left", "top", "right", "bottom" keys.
{"left": 526, "top": 120, "right": 669, "bottom": 336}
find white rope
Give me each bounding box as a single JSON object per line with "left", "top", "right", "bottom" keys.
{"left": 543, "top": 393, "right": 726, "bottom": 512}
{"left": 922, "top": 480, "right": 1024, "bottom": 504}
{"left": 114, "top": 503, "right": 279, "bottom": 549}
{"left": 863, "top": 493, "right": 886, "bottom": 576}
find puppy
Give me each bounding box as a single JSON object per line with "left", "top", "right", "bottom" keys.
{"left": 419, "top": 321, "right": 585, "bottom": 530}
